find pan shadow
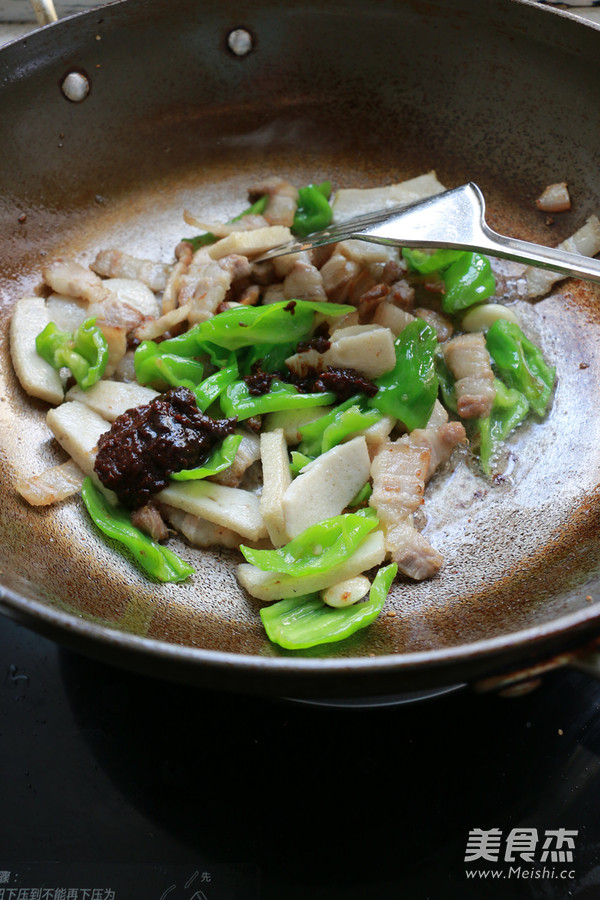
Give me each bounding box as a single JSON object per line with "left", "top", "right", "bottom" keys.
{"left": 57, "top": 647, "right": 600, "bottom": 899}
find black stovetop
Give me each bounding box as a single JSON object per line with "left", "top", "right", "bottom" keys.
{"left": 2, "top": 614, "right": 600, "bottom": 900}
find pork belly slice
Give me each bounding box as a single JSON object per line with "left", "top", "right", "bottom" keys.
{"left": 283, "top": 259, "right": 327, "bottom": 301}
{"left": 331, "top": 170, "right": 446, "bottom": 221}
{"left": 248, "top": 176, "right": 299, "bottom": 228}
{"left": 131, "top": 503, "right": 169, "bottom": 543}
{"left": 369, "top": 411, "right": 466, "bottom": 580}
{"left": 176, "top": 249, "right": 234, "bottom": 324}
{"left": 442, "top": 332, "right": 495, "bottom": 419}
{"left": 371, "top": 440, "right": 430, "bottom": 524}
{"left": 383, "top": 519, "right": 444, "bottom": 582}
{"left": 524, "top": 215, "right": 600, "bottom": 299}
{"left": 406, "top": 419, "right": 467, "bottom": 481}
{"left": 369, "top": 440, "right": 440, "bottom": 581}
{"left": 91, "top": 249, "right": 171, "bottom": 292}
{"left": 15, "top": 458, "right": 84, "bottom": 507}
{"left": 42, "top": 258, "right": 109, "bottom": 304}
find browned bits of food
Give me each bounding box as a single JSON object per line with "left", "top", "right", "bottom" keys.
{"left": 290, "top": 365, "right": 379, "bottom": 402}
{"left": 94, "top": 386, "right": 236, "bottom": 508}
{"left": 296, "top": 335, "right": 332, "bottom": 354}
{"left": 243, "top": 363, "right": 277, "bottom": 396}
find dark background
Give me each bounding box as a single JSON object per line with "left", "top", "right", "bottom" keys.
{"left": 2, "top": 614, "right": 600, "bottom": 899}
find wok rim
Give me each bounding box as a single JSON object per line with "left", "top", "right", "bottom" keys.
{"left": 2, "top": 0, "right": 600, "bottom": 695}
{"left": 2, "top": 579, "right": 600, "bottom": 690}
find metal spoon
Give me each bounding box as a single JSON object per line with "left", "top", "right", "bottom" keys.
{"left": 257, "top": 182, "right": 600, "bottom": 284}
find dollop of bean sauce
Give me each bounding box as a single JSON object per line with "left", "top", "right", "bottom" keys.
{"left": 93, "top": 386, "right": 236, "bottom": 508}
{"left": 288, "top": 366, "right": 378, "bottom": 402}
{"left": 243, "top": 363, "right": 277, "bottom": 396}
{"left": 296, "top": 335, "right": 331, "bottom": 354}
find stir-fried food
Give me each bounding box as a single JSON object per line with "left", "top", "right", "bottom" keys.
{"left": 10, "top": 172, "right": 599, "bottom": 649}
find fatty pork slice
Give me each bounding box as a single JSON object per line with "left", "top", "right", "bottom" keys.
{"left": 442, "top": 332, "right": 496, "bottom": 420}
{"left": 91, "top": 249, "right": 172, "bottom": 293}
{"left": 176, "top": 248, "right": 234, "bottom": 324}
{"left": 42, "top": 258, "right": 109, "bottom": 304}
{"left": 369, "top": 439, "right": 443, "bottom": 580}
{"left": 283, "top": 259, "right": 327, "bottom": 301}
{"left": 369, "top": 410, "right": 466, "bottom": 580}
{"left": 407, "top": 401, "right": 467, "bottom": 481}
{"left": 15, "top": 458, "right": 84, "bottom": 507}
{"left": 248, "top": 176, "right": 299, "bottom": 228}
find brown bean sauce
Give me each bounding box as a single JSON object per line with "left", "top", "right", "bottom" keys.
{"left": 94, "top": 386, "right": 236, "bottom": 508}
{"left": 288, "top": 365, "right": 378, "bottom": 402}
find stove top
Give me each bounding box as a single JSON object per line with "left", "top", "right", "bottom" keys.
{"left": 2, "top": 615, "right": 600, "bottom": 899}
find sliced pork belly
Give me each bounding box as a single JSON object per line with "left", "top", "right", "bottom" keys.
{"left": 442, "top": 332, "right": 495, "bottom": 419}
{"left": 369, "top": 407, "right": 466, "bottom": 580}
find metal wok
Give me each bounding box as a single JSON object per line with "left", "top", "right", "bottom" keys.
{"left": 1, "top": 0, "right": 600, "bottom": 699}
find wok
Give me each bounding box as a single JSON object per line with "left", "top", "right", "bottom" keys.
{"left": 1, "top": 0, "right": 600, "bottom": 700}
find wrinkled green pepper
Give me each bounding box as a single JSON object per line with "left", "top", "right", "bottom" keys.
{"left": 402, "top": 247, "right": 464, "bottom": 275}
{"left": 240, "top": 509, "right": 378, "bottom": 578}
{"left": 289, "top": 450, "right": 314, "bottom": 476}
{"left": 221, "top": 379, "right": 336, "bottom": 422}
{"left": 134, "top": 341, "right": 204, "bottom": 392}
{"left": 369, "top": 319, "right": 438, "bottom": 430}
{"left": 348, "top": 481, "right": 372, "bottom": 508}
{"left": 434, "top": 347, "right": 458, "bottom": 413}
{"left": 485, "top": 319, "right": 555, "bottom": 417}
{"left": 320, "top": 404, "right": 382, "bottom": 454}
{"left": 477, "top": 379, "right": 530, "bottom": 476}
{"left": 240, "top": 339, "right": 300, "bottom": 376}
{"left": 292, "top": 182, "right": 333, "bottom": 237}
{"left": 260, "top": 563, "right": 397, "bottom": 650}
{"left": 193, "top": 356, "right": 239, "bottom": 412}
{"left": 81, "top": 478, "right": 194, "bottom": 583}
{"left": 297, "top": 395, "right": 363, "bottom": 458}
{"left": 441, "top": 251, "right": 495, "bottom": 314}
{"left": 155, "top": 300, "right": 354, "bottom": 358}
{"left": 36, "top": 317, "right": 108, "bottom": 390}
{"left": 170, "top": 433, "right": 242, "bottom": 481}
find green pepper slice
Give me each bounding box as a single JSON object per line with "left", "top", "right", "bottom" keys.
{"left": 292, "top": 182, "right": 333, "bottom": 237}
{"left": 36, "top": 317, "right": 108, "bottom": 390}
{"left": 81, "top": 478, "right": 194, "bottom": 583}
{"left": 402, "top": 247, "right": 465, "bottom": 274}
{"left": 134, "top": 341, "right": 204, "bottom": 392}
{"left": 485, "top": 319, "right": 555, "bottom": 417}
{"left": 369, "top": 319, "right": 438, "bottom": 430}
{"left": 260, "top": 563, "right": 397, "bottom": 650}
{"left": 477, "top": 379, "right": 530, "bottom": 476}
{"left": 441, "top": 252, "right": 495, "bottom": 314}
{"left": 240, "top": 509, "right": 378, "bottom": 578}
{"left": 220, "top": 379, "right": 336, "bottom": 422}
{"left": 170, "top": 433, "right": 243, "bottom": 481}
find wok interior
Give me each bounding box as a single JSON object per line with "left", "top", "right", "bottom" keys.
{"left": 1, "top": 0, "right": 600, "bottom": 688}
